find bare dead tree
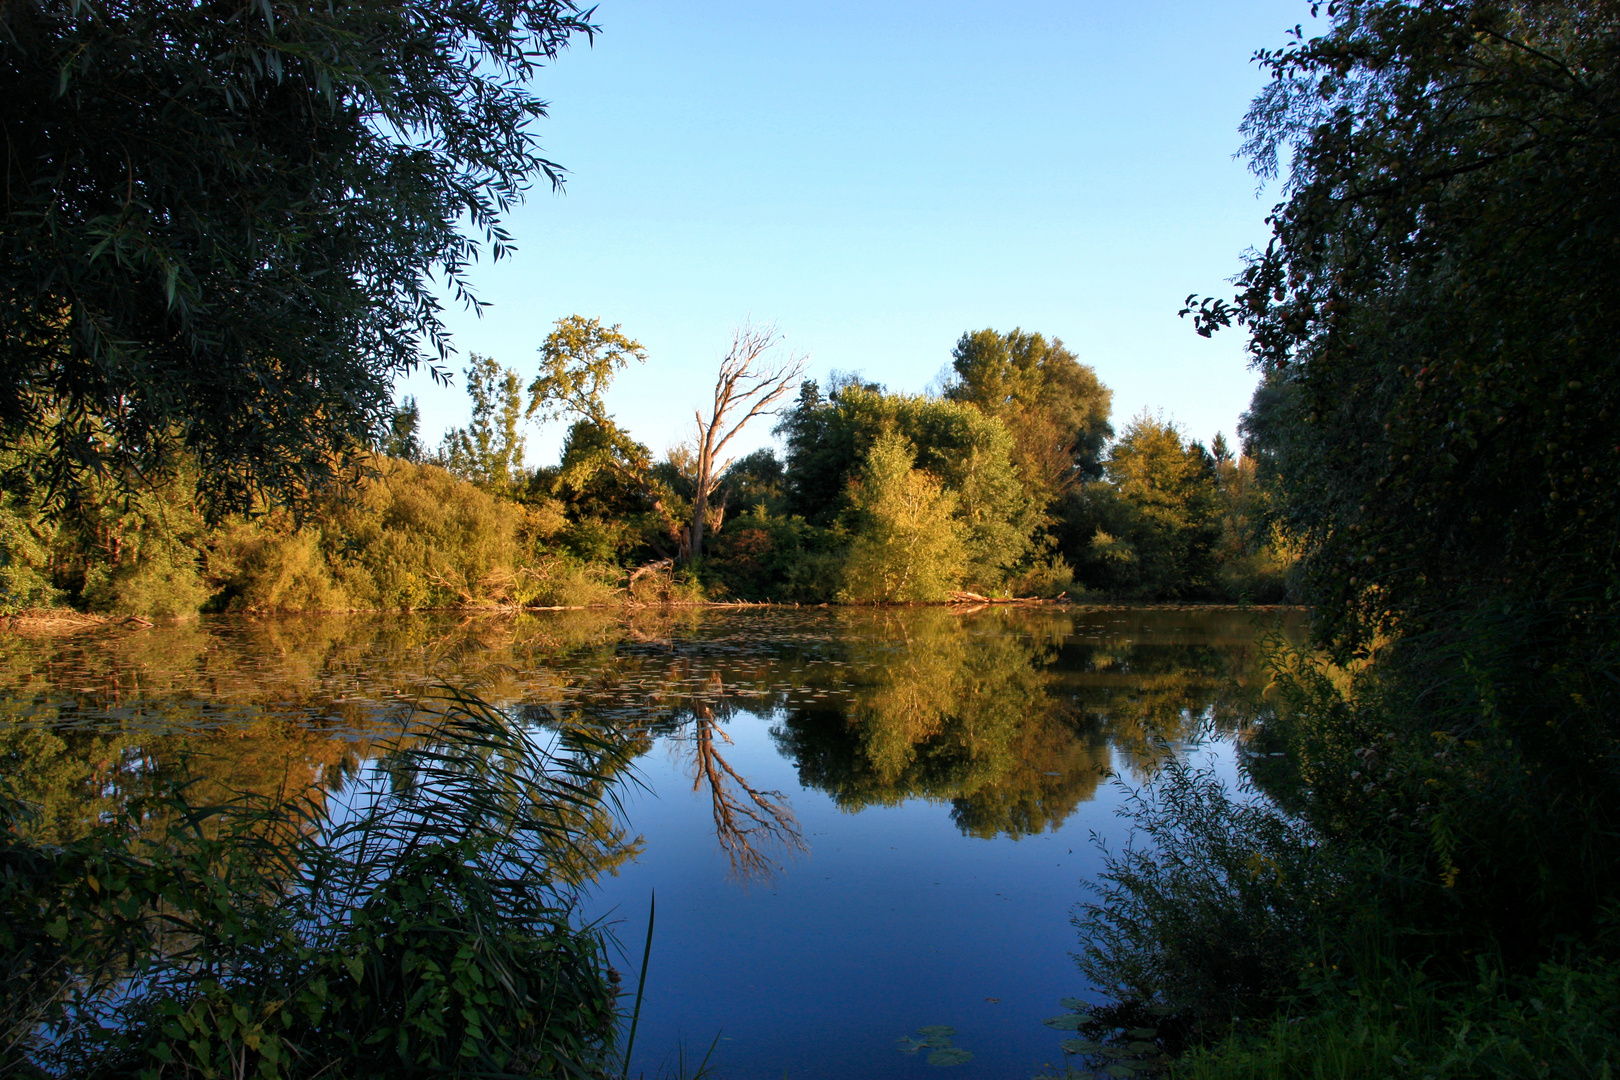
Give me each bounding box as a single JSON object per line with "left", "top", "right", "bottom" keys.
{"left": 688, "top": 324, "right": 805, "bottom": 559}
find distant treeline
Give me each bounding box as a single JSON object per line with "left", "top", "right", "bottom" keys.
{"left": 0, "top": 328, "right": 1295, "bottom": 616}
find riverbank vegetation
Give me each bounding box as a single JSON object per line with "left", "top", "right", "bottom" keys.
{"left": 0, "top": 325, "right": 1296, "bottom": 617}
{"left": 2, "top": 688, "right": 630, "bottom": 1078}
{"left": 1067, "top": 4, "right": 1620, "bottom": 1078}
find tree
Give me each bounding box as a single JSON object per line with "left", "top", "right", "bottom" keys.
{"left": 1180, "top": 0, "right": 1620, "bottom": 963}
{"left": 1, "top": 1, "right": 596, "bottom": 510}
{"left": 838, "top": 432, "right": 968, "bottom": 603}
{"left": 687, "top": 325, "right": 804, "bottom": 559}
{"left": 1185, "top": 0, "right": 1620, "bottom": 653}
{"left": 528, "top": 315, "right": 648, "bottom": 430}
{"left": 437, "top": 355, "right": 526, "bottom": 496}
{"left": 777, "top": 383, "right": 1038, "bottom": 590}
{"left": 1061, "top": 412, "right": 1220, "bottom": 598}
{"left": 529, "top": 316, "right": 696, "bottom": 555}
{"left": 381, "top": 399, "right": 425, "bottom": 464}
{"left": 944, "top": 328, "right": 1114, "bottom": 508}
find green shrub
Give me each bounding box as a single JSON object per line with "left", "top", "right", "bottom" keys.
{"left": 1075, "top": 760, "right": 1341, "bottom": 1030}
{"left": 1176, "top": 955, "right": 1620, "bottom": 1080}
{"left": 0, "top": 494, "right": 58, "bottom": 614}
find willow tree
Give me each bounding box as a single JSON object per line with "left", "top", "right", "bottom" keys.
{"left": 1, "top": 1, "right": 595, "bottom": 511}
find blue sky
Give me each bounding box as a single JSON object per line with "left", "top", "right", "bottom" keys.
{"left": 399, "top": 0, "right": 1317, "bottom": 466}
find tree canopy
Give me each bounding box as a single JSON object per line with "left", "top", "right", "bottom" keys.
{"left": 1186, "top": 0, "right": 1620, "bottom": 653}
{"left": 944, "top": 328, "right": 1114, "bottom": 507}
{"left": 1, "top": 0, "right": 595, "bottom": 510}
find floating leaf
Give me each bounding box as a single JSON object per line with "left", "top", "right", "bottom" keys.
{"left": 928, "top": 1047, "right": 974, "bottom": 1066}
{"left": 1060, "top": 1038, "right": 1103, "bottom": 1054}
{"left": 916, "top": 1026, "right": 956, "bottom": 1038}
{"left": 1127, "top": 1027, "right": 1157, "bottom": 1039}
{"left": 1103, "top": 1065, "right": 1136, "bottom": 1078}
{"left": 1043, "top": 1014, "right": 1086, "bottom": 1030}
{"left": 1126, "top": 1041, "right": 1159, "bottom": 1054}
{"left": 1059, "top": 996, "right": 1086, "bottom": 1010}
{"left": 897, "top": 1037, "right": 923, "bottom": 1055}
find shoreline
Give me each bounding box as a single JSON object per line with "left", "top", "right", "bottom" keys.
{"left": 1, "top": 599, "right": 1306, "bottom": 634}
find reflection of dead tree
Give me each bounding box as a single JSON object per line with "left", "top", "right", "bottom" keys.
{"left": 689, "top": 705, "right": 806, "bottom": 883}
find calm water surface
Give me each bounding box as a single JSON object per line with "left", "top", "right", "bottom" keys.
{"left": 1, "top": 605, "right": 1303, "bottom": 1079}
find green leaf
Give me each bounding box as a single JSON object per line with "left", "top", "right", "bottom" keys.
{"left": 1061, "top": 1039, "right": 1103, "bottom": 1054}
{"left": 928, "top": 1047, "right": 974, "bottom": 1066}
{"left": 916, "top": 1025, "right": 956, "bottom": 1037}
{"left": 1059, "top": 996, "right": 1086, "bottom": 1010}
{"left": 1043, "top": 1014, "right": 1086, "bottom": 1030}
{"left": 1103, "top": 1065, "right": 1136, "bottom": 1078}
{"left": 1127, "top": 1027, "right": 1157, "bottom": 1039}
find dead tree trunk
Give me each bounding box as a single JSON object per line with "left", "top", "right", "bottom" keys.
{"left": 690, "top": 324, "right": 804, "bottom": 560}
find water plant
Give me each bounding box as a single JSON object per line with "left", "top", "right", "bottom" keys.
{"left": 897, "top": 1025, "right": 974, "bottom": 1066}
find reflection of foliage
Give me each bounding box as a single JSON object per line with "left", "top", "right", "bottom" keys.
{"left": 0, "top": 606, "right": 1301, "bottom": 864}
{"left": 1074, "top": 762, "right": 1335, "bottom": 1030}
{"left": 775, "top": 608, "right": 1295, "bottom": 839}
{"left": 3, "top": 690, "right": 625, "bottom": 1078}
{"left": 775, "top": 608, "right": 1104, "bottom": 839}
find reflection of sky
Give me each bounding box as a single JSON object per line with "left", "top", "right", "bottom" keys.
{"left": 586, "top": 706, "right": 1245, "bottom": 1080}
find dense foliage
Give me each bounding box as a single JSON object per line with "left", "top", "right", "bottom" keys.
{"left": 0, "top": 0, "right": 593, "bottom": 510}
{"left": 1073, "top": 2, "right": 1620, "bottom": 1076}
{"left": 0, "top": 316, "right": 1298, "bottom": 616}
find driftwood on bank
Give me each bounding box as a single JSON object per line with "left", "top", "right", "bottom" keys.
{"left": 945, "top": 590, "right": 1057, "bottom": 605}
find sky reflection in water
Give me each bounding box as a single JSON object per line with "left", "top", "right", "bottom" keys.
{"left": 0, "top": 605, "right": 1302, "bottom": 1079}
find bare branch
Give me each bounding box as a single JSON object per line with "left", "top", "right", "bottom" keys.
{"left": 685, "top": 321, "right": 806, "bottom": 558}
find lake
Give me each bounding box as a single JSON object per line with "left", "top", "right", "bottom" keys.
{"left": 0, "top": 604, "right": 1303, "bottom": 1079}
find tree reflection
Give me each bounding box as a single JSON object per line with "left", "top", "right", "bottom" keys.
{"left": 774, "top": 608, "right": 1112, "bottom": 839}
{"left": 690, "top": 705, "right": 805, "bottom": 882}
{"left": 0, "top": 607, "right": 1300, "bottom": 873}
{"left": 606, "top": 666, "right": 806, "bottom": 884}
{"left": 772, "top": 607, "right": 1291, "bottom": 839}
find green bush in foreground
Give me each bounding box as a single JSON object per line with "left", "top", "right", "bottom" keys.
{"left": 1, "top": 689, "right": 628, "bottom": 1079}
{"left": 1176, "top": 956, "right": 1620, "bottom": 1080}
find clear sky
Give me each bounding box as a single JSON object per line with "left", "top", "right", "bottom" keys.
{"left": 397, "top": 0, "right": 1317, "bottom": 467}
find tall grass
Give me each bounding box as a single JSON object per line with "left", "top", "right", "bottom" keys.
{"left": 2, "top": 686, "right": 634, "bottom": 1078}
{"left": 1074, "top": 760, "right": 1339, "bottom": 1032}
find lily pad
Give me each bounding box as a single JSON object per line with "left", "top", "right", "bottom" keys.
{"left": 1103, "top": 1065, "right": 1136, "bottom": 1078}
{"left": 1060, "top": 1038, "right": 1104, "bottom": 1054}
{"left": 1042, "top": 1014, "right": 1086, "bottom": 1030}
{"left": 1127, "top": 1027, "right": 1157, "bottom": 1039}
{"left": 1126, "top": 1041, "right": 1159, "bottom": 1054}
{"left": 917, "top": 1026, "right": 956, "bottom": 1038}
{"left": 928, "top": 1047, "right": 974, "bottom": 1066}
{"left": 1059, "top": 996, "right": 1087, "bottom": 1010}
